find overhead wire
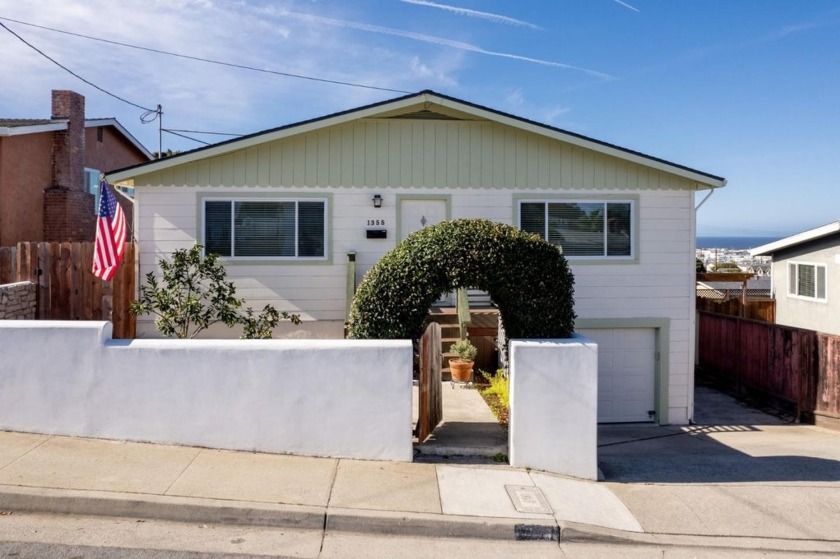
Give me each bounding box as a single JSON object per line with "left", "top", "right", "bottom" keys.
{"left": 0, "top": 15, "right": 412, "bottom": 95}
{"left": 162, "top": 129, "right": 210, "bottom": 145}
{"left": 164, "top": 129, "right": 244, "bottom": 137}
{"left": 0, "top": 20, "right": 154, "bottom": 112}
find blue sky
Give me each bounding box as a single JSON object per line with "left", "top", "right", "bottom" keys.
{"left": 1, "top": 0, "right": 837, "bottom": 236}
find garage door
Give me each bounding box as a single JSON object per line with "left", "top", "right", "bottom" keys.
{"left": 577, "top": 328, "right": 656, "bottom": 423}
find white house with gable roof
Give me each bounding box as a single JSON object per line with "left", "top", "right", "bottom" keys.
{"left": 108, "top": 90, "right": 727, "bottom": 426}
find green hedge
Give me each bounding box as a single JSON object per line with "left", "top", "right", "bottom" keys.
{"left": 346, "top": 219, "right": 575, "bottom": 341}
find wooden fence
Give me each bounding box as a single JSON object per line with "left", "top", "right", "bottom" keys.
{"left": 0, "top": 242, "right": 135, "bottom": 338}
{"left": 416, "top": 322, "right": 443, "bottom": 443}
{"left": 696, "top": 296, "right": 775, "bottom": 322}
{"left": 698, "top": 311, "right": 840, "bottom": 424}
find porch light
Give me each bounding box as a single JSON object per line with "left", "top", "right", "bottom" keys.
{"left": 372, "top": 194, "right": 383, "bottom": 208}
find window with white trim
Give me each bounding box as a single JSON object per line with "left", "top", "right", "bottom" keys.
{"left": 788, "top": 262, "right": 826, "bottom": 301}
{"left": 519, "top": 200, "right": 633, "bottom": 258}
{"left": 203, "top": 199, "right": 326, "bottom": 259}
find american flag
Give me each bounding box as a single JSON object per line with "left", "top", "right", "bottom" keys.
{"left": 92, "top": 180, "right": 126, "bottom": 281}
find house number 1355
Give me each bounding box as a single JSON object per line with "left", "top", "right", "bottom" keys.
{"left": 367, "top": 219, "right": 386, "bottom": 226}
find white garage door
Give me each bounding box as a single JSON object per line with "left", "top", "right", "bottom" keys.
{"left": 577, "top": 328, "right": 656, "bottom": 423}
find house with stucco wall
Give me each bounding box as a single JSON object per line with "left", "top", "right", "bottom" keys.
{"left": 108, "top": 90, "right": 726, "bottom": 426}
{"left": 752, "top": 221, "right": 840, "bottom": 336}
{"left": 0, "top": 90, "right": 151, "bottom": 245}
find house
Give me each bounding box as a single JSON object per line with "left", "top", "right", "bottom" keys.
{"left": 0, "top": 90, "right": 152, "bottom": 246}
{"left": 751, "top": 221, "right": 840, "bottom": 336}
{"left": 107, "top": 90, "right": 727, "bottom": 425}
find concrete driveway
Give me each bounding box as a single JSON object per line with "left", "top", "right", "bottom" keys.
{"left": 596, "top": 385, "right": 840, "bottom": 541}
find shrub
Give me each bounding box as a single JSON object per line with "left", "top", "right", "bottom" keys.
{"left": 481, "top": 369, "right": 510, "bottom": 409}
{"left": 130, "top": 244, "right": 301, "bottom": 339}
{"left": 450, "top": 338, "right": 478, "bottom": 362}
{"left": 346, "top": 219, "right": 575, "bottom": 342}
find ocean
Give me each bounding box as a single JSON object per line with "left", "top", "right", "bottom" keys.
{"left": 696, "top": 236, "right": 781, "bottom": 250}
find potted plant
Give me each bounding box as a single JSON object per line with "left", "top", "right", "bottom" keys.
{"left": 449, "top": 338, "right": 478, "bottom": 383}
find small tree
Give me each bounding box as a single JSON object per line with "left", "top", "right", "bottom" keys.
{"left": 130, "top": 244, "right": 300, "bottom": 339}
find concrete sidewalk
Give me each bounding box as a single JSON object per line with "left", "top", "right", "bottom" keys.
{"left": 0, "top": 430, "right": 640, "bottom": 542}
{"left": 1, "top": 386, "right": 839, "bottom": 554}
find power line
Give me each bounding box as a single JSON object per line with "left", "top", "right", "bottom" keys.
{"left": 163, "top": 129, "right": 210, "bottom": 145}
{"left": 164, "top": 129, "right": 243, "bottom": 137}
{"left": 0, "top": 15, "right": 412, "bottom": 95}
{"left": 0, "top": 20, "right": 154, "bottom": 112}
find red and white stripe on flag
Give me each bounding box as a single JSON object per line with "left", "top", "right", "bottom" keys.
{"left": 92, "top": 180, "right": 126, "bottom": 281}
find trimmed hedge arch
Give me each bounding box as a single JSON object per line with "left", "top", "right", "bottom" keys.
{"left": 346, "top": 219, "right": 575, "bottom": 341}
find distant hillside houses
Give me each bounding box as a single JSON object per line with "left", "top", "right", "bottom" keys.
{"left": 696, "top": 247, "right": 771, "bottom": 274}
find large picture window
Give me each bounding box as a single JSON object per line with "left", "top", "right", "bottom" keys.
{"left": 204, "top": 199, "right": 326, "bottom": 259}
{"left": 519, "top": 200, "right": 633, "bottom": 258}
{"left": 788, "top": 262, "right": 826, "bottom": 301}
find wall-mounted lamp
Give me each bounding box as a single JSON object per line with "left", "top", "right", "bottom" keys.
{"left": 372, "top": 194, "right": 383, "bottom": 208}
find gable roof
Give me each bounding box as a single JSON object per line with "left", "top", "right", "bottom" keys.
{"left": 107, "top": 90, "right": 727, "bottom": 188}
{"left": 0, "top": 116, "right": 152, "bottom": 160}
{"left": 84, "top": 118, "right": 153, "bottom": 160}
{"left": 751, "top": 220, "right": 840, "bottom": 256}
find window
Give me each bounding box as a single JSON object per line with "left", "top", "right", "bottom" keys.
{"left": 519, "top": 200, "right": 633, "bottom": 258}
{"left": 84, "top": 168, "right": 100, "bottom": 214}
{"left": 204, "top": 199, "right": 326, "bottom": 259}
{"left": 788, "top": 262, "right": 826, "bottom": 301}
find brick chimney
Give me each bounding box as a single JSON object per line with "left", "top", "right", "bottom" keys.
{"left": 43, "top": 90, "right": 95, "bottom": 241}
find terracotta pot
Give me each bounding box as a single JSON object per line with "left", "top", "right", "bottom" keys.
{"left": 449, "top": 359, "right": 473, "bottom": 383}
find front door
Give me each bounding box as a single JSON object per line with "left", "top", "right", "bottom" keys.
{"left": 399, "top": 198, "right": 449, "bottom": 304}
{"left": 399, "top": 199, "right": 448, "bottom": 239}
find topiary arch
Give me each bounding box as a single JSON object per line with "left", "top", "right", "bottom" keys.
{"left": 346, "top": 219, "right": 575, "bottom": 342}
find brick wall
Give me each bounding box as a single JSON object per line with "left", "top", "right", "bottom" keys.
{"left": 44, "top": 90, "right": 95, "bottom": 242}
{"left": 0, "top": 281, "right": 36, "bottom": 319}
{"left": 50, "top": 90, "right": 85, "bottom": 193}
{"left": 43, "top": 188, "right": 96, "bottom": 242}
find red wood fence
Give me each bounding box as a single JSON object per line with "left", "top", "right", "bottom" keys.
{"left": 0, "top": 242, "right": 136, "bottom": 338}
{"left": 416, "top": 322, "right": 443, "bottom": 443}
{"left": 696, "top": 296, "right": 775, "bottom": 322}
{"left": 698, "top": 311, "right": 840, "bottom": 423}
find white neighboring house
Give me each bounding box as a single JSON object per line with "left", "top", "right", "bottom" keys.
{"left": 107, "top": 90, "right": 727, "bottom": 425}
{"left": 751, "top": 221, "right": 840, "bottom": 336}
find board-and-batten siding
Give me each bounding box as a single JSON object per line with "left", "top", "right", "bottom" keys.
{"left": 133, "top": 119, "right": 697, "bottom": 191}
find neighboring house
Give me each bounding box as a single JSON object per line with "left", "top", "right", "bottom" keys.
{"left": 0, "top": 90, "right": 152, "bottom": 246}
{"left": 752, "top": 221, "right": 840, "bottom": 336}
{"left": 748, "top": 264, "right": 771, "bottom": 277}
{"left": 697, "top": 277, "right": 771, "bottom": 300}
{"left": 108, "top": 90, "right": 727, "bottom": 426}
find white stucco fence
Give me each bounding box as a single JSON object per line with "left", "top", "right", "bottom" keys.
{"left": 0, "top": 321, "right": 413, "bottom": 462}
{"left": 509, "top": 337, "right": 599, "bottom": 480}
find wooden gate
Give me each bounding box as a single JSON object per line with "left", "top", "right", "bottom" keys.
{"left": 415, "top": 322, "right": 443, "bottom": 442}
{"left": 0, "top": 242, "right": 136, "bottom": 338}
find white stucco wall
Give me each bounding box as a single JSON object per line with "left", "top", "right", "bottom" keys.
{"left": 508, "top": 337, "right": 599, "bottom": 480}
{"left": 0, "top": 321, "right": 413, "bottom": 462}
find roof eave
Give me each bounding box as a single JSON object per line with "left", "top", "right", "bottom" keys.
{"left": 751, "top": 221, "right": 840, "bottom": 256}
{"left": 0, "top": 121, "right": 68, "bottom": 136}
{"left": 106, "top": 90, "right": 726, "bottom": 187}
{"left": 85, "top": 119, "right": 153, "bottom": 160}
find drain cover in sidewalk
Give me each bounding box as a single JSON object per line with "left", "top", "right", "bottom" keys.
{"left": 505, "top": 485, "right": 553, "bottom": 514}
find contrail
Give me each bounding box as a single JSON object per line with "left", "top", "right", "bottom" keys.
{"left": 400, "top": 0, "right": 541, "bottom": 30}
{"left": 613, "top": 0, "right": 640, "bottom": 12}
{"left": 265, "top": 8, "right": 613, "bottom": 79}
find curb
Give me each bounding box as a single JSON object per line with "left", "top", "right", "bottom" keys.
{"left": 0, "top": 486, "right": 324, "bottom": 530}
{"left": 326, "top": 507, "right": 560, "bottom": 541}
{"left": 2, "top": 486, "right": 839, "bottom": 553}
